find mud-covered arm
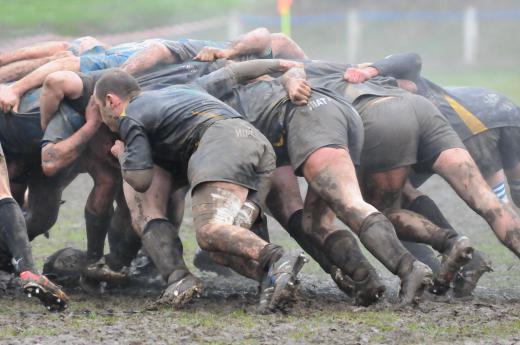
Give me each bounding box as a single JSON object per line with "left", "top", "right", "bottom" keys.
{"left": 114, "top": 118, "right": 154, "bottom": 193}
{"left": 196, "top": 59, "right": 299, "bottom": 99}
{"left": 41, "top": 98, "right": 101, "bottom": 176}
{"left": 195, "top": 27, "right": 271, "bottom": 61}
{"left": 121, "top": 41, "right": 178, "bottom": 76}
{"left": 369, "top": 53, "right": 423, "bottom": 81}
{"left": 281, "top": 66, "right": 311, "bottom": 105}
{"left": 39, "top": 71, "right": 84, "bottom": 130}
{"left": 0, "top": 55, "right": 78, "bottom": 113}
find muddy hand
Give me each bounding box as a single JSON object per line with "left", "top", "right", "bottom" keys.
{"left": 194, "top": 46, "right": 230, "bottom": 61}
{"left": 0, "top": 85, "right": 20, "bottom": 113}
{"left": 343, "top": 67, "right": 371, "bottom": 83}
{"left": 286, "top": 78, "right": 311, "bottom": 106}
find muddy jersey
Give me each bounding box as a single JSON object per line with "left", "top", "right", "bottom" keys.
{"left": 118, "top": 85, "right": 242, "bottom": 172}
{"left": 303, "top": 61, "right": 407, "bottom": 107}
{"left": 162, "top": 38, "right": 273, "bottom": 63}
{"left": 0, "top": 88, "right": 84, "bottom": 158}
{"left": 371, "top": 53, "right": 520, "bottom": 141}
{"left": 136, "top": 60, "right": 226, "bottom": 91}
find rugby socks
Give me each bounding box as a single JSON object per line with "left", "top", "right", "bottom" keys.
{"left": 141, "top": 219, "right": 189, "bottom": 283}
{"left": 85, "top": 208, "right": 113, "bottom": 263}
{"left": 508, "top": 179, "right": 520, "bottom": 204}
{"left": 258, "top": 243, "right": 284, "bottom": 271}
{"left": 323, "top": 230, "right": 373, "bottom": 281}
{"left": 105, "top": 206, "right": 141, "bottom": 271}
{"left": 287, "top": 209, "right": 333, "bottom": 273}
{"left": 492, "top": 182, "right": 508, "bottom": 203}
{"left": 358, "top": 212, "right": 415, "bottom": 278}
{"left": 406, "top": 195, "right": 454, "bottom": 230}
{"left": 0, "top": 198, "right": 35, "bottom": 273}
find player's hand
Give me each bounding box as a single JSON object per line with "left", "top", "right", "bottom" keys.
{"left": 111, "top": 140, "right": 125, "bottom": 158}
{"left": 0, "top": 85, "right": 20, "bottom": 113}
{"left": 285, "top": 78, "right": 311, "bottom": 106}
{"left": 278, "top": 59, "right": 304, "bottom": 71}
{"left": 343, "top": 67, "right": 371, "bottom": 83}
{"left": 194, "top": 47, "right": 231, "bottom": 61}
{"left": 85, "top": 97, "right": 102, "bottom": 127}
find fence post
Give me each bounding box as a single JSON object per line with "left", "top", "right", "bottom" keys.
{"left": 463, "top": 6, "right": 478, "bottom": 65}
{"left": 227, "top": 10, "right": 242, "bottom": 40}
{"left": 346, "top": 9, "right": 361, "bottom": 63}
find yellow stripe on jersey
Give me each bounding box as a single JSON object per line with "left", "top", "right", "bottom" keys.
{"left": 444, "top": 94, "right": 487, "bottom": 135}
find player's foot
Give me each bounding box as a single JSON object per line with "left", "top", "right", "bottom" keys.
{"left": 399, "top": 261, "right": 433, "bottom": 305}
{"left": 20, "top": 271, "right": 69, "bottom": 312}
{"left": 258, "top": 252, "right": 307, "bottom": 313}
{"left": 453, "top": 250, "right": 492, "bottom": 298}
{"left": 430, "top": 236, "right": 474, "bottom": 295}
{"left": 157, "top": 272, "right": 203, "bottom": 307}
{"left": 330, "top": 266, "right": 385, "bottom": 306}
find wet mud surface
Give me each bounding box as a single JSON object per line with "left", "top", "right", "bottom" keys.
{"left": 2, "top": 175, "right": 520, "bottom": 344}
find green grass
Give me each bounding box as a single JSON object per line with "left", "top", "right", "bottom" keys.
{"left": 427, "top": 67, "right": 520, "bottom": 104}
{"left": 0, "top": 0, "right": 247, "bottom": 36}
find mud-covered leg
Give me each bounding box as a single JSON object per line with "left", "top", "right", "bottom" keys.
{"left": 433, "top": 148, "right": 520, "bottom": 259}
{"left": 192, "top": 182, "right": 306, "bottom": 312}
{"left": 402, "top": 181, "right": 491, "bottom": 296}
{"left": 124, "top": 166, "right": 201, "bottom": 307}
{"left": 386, "top": 209, "right": 474, "bottom": 295}
{"left": 303, "top": 148, "right": 432, "bottom": 304}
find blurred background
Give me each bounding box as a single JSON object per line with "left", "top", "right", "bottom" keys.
{"left": 1, "top": 0, "right": 519, "bottom": 102}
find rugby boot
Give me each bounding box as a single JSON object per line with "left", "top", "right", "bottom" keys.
{"left": 399, "top": 261, "right": 433, "bottom": 305}
{"left": 453, "top": 250, "right": 492, "bottom": 298}
{"left": 157, "top": 270, "right": 203, "bottom": 307}
{"left": 430, "top": 236, "right": 474, "bottom": 295}
{"left": 330, "top": 266, "right": 386, "bottom": 306}
{"left": 258, "top": 252, "right": 307, "bottom": 313}
{"left": 20, "top": 271, "right": 69, "bottom": 311}
{"left": 82, "top": 256, "right": 128, "bottom": 286}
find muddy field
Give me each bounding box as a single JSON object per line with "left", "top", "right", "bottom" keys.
{"left": 1, "top": 175, "right": 520, "bottom": 345}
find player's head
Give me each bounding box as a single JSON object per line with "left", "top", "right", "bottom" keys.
{"left": 94, "top": 69, "right": 140, "bottom": 132}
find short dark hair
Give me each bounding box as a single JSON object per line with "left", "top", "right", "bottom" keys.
{"left": 95, "top": 69, "right": 141, "bottom": 102}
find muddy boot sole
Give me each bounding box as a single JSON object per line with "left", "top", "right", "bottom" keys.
{"left": 330, "top": 266, "right": 355, "bottom": 297}
{"left": 431, "top": 236, "right": 474, "bottom": 296}
{"left": 453, "top": 251, "right": 492, "bottom": 298}
{"left": 83, "top": 260, "right": 128, "bottom": 286}
{"left": 23, "top": 283, "right": 69, "bottom": 312}
{"left": 156, "top": 275, "right": 203, "bottom": 308}
{"left": 266, "top": 253, "right": 308, "bottom": 313}
{"left": 354, "top": 271, "right": 386, "bottom": 307}
{"left": 399, "top": 261, "right": 433, "bottom": 305}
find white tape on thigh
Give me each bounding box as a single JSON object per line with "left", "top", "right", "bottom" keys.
{"left": 208, "top": 192, "right": 242, "bottom": 225}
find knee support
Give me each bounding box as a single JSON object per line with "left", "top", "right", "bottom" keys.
{"left": 192, "top": 186, "right": 242, "bottom": 230}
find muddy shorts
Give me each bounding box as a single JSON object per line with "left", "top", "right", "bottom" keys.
{"left": 188, "top": 118, "right": 276, "bottom": 191}
{"left": 284, "top": 93, "right": 364, "bottom": 176}
{"left": 42, "top": 103, "right": 86, "bottom": 146}
{"left": 79, "top": 53, "right": 129, "bottom": 73}
{"left": 359, "top": 93, "right": 464, "bottom": 173}
{"left": 463, "top": 127, "right": 520, "bottom": 178}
